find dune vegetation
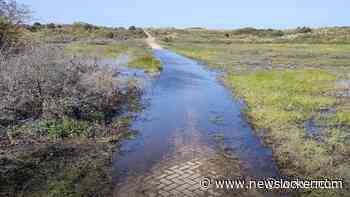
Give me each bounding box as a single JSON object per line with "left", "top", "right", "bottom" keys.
{"left": 154, "top": 27, "right": 350, "bottom": 196}
{"left": 0, "top": 1, "right": 162, "bottom": 196}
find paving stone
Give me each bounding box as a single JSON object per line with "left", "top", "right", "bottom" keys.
{"left": 159, "top": 190, "right": 171, "bottom": 197}
{"left": 113, "top": 118, "right": 257, "bottom": 197}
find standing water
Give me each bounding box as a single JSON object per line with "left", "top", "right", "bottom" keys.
{"left": 113, "top": 49, "right": 282, "bottom": 196}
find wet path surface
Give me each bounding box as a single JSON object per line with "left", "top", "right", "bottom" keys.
{"left": 112, "top": 50, "right": 282, "bottom": 197}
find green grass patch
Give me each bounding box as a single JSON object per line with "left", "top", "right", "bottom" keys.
{"left": 65, "top": 41, "right": 163, "bottom": 74}
{"left": 335, "top": 111, "right": 350, "bottom": 125}
{"left": 128, "top": 55, "right": 162, "bottom": 74}
{"left": 10, "top": 118, "right": 91, "bottom": 140}
{"left": 226, "top": 69, "right": 336, "bottom": 128}
{"left": 225, "top": 69, "right": 350, "bottom": 196}
{"left": 165, "top": 42, "right": 350, "bottom": 71}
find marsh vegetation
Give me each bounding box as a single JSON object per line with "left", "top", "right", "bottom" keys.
{"left": 152, "top": 27, "right": 350, "bottom": 197}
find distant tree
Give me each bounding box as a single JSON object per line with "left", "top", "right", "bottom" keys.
{"left": 296, "top": 26, "right": 313, "bottom": 33}
{"left": 128, "top": 26, "right": 136, "bottom": 31}
{"left": 46, "top": 23, "right": 56, "bottom": 29}
{"left": 33, "top": 22, "right": 41, "bottom": 27}
{"left": 27, "top": 21, "right": 41, "bottom": 32}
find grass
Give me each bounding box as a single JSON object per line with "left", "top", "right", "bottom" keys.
{"left": 155, "top": 28, "right": 350, "bottom": 196}
{"left": 151, "top": 27, "right": 350, "bottom": 44}
{"left": 65, "top": 42, "right": 128, "bottom": 58}
{"left": 65, "top": 40, "right": 162, "bottom": 74}
{"left": 227, "top": 69, "right": 336, "bottom": 126}
{"left": 228, "top": 69, "right": 349, "bottom": 197}
{"left": 129, "top": 55, "right": 162, "bottom": 74}
{"left": 165, "top": 42, "right": 350, "bottom": 72}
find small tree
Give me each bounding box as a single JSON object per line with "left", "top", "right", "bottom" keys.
{"left": 0, "top": 0, "right": 31, "bottom": 25}
{"left": 0, "top": 0, "right": 31, "bottom": 48}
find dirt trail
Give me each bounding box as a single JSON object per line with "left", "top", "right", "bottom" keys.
{"left": 144, "top": 30, "right": 163, "bottom": 50}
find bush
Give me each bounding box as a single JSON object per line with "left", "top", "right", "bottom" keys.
{"left": 46, "top": 23, "right": 56, "bottom": 29}
{"left": 0, "top": 44, "right": 139, "bottom": 127}
{"left": 104, "top": 31, "right": 114, "bottom": 39}
{"left": 271, "top": 30, "right": 284, "bottom": 37}
{"left": 162, "top": 36, "right": 173, "bottom": 43}
{"left": 296, "top": 26, "right": 313, "bottom": 34}
{"left": 0, "top": 16, "right": 19, "bottom": 48}
{"left": 128, "top": 26, "right": 136, "bottom": 31}
{"left": 28, "top": 22, "right": 42, "bottom": 32}
{"left": 73, "top": 22, "right": 96, "bottom": 31}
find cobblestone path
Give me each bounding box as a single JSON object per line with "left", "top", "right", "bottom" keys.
{"left": 114, "top": 112, "right": 260, "bottom": 197}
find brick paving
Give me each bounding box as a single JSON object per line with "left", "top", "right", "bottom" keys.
{"left": 114, "top": 112, "right": 259, "bottom": 197}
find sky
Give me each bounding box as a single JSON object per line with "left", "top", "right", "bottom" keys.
{"left": 19, "top": 0, "right": 350, "bottom": 29}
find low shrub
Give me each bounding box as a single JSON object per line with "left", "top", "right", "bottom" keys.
{"left": 296, "top": 26, "right": 313, "bottom": 34}
{"left": 0, "top": 44, "right": 141, "bottom": 128}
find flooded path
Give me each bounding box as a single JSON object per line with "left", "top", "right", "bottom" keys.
{"left": 112, "top": 50, "right": 282, "bottom": 196}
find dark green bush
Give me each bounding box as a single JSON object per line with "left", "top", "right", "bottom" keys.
{"left": 28, "top": 22, "right": 42, "bottom": 32}
{"left": 128, "top": 26, "right": 136, "bottom": 31}
{"left": 271, "top": 30, "right": 285, "bottom": 37}
{"left": 296, "top": 26, "right": 313, "bottom": 33}
{"left": 162, "top": 36, "right": 173, "bottom": 43}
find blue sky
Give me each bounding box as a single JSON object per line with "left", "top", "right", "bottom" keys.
{"left": 19, "top": 0, "right": 349, "bottom": 29}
